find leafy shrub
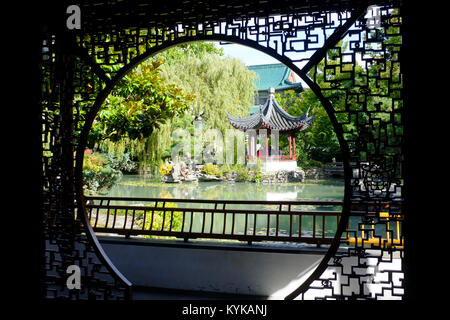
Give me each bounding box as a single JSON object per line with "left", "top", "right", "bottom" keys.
{"left": 83, "top": 152, "right": 106, "bottom": 171}
{"left": 235, "top": 165, "right": 251, "bottom": 181}
{"left": 137, "top": 202, "right": 184, "bottom": 238}
{"left": 220, "top": 164, "right": 233, "bottom": 174}
{"left": 83, "top": 153, "right": 122, "bottom": 194}
{"left": 308, "top": 159, "right": 324, "bottom": 167}
{"left": 218, "top": 164, "right": 263, "bottom": 182}
{"left": 301, "top": 159, "right": 324, "bottom": 168}
{"left": 254, "top": 172, "right": 264, "bottom": 182}
{"left": 104, "top": 152, "right": 138, "bottom": 173}
{"left": 201, "top": 163, "right": 221, "bottom": 176}
{"left": 158, "top": 163, "right": 173, "bottom": 176}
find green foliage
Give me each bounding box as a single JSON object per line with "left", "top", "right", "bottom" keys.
{"left": 98, "top": 137, "right": 147, "bottom": 173}
{"left": 90, "top": 42, "right": 255, "bottom": 175}
{"left": 82, "top": 153, "right": 122, "bottom": 194}
{"left": 234, "top": 164, "right": 252, "bottom": 182}
{"left": 273, "top": 44, "right": 350, "bottom": 165}
{"left": 276, "top": 90, "right": 341, "bottom": 164}
{"left": 217, "top": 164, "right": 260, "bottom": 182}
{"left": 152, "top": 48, "right": 256, "bottom": 170}
{"left": 308, "top": 159, "right": 324, "bottom": 167}
{"left": 137, "top": 202, "right": 184, "bottom": 238}
{"left": 104, "top": 152, "right": 138, "bottom": 173}
{"left": 220, "top": 164, "right": 234, "bottom": 174}
{"left": 254, "top": 171, "right": 264, "bottom": 182}
{"left": 83, "top": 152, "right": 106, "bottom": 171}
{"left": 91, "top": 59, "right": 194, "bottom": 143}
{"left": 156, "top": 42, "right": 223, "bottom": 64}
{"left": 158, "top": 163, "right": 173, "bottom": 176}
{"left": 159, "top": 53, "right": 255, "bottom": 132}
{"left": 201, "top": 163, "right": 221, "bottom": 176}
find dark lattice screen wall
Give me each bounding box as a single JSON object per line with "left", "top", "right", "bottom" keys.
{"left": 40, "top": 0, "right": 404, "bottom": 300}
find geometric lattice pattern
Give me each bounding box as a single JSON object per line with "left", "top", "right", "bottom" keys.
{"left": 40, "top": 0, "right": 404, "bottom": 299}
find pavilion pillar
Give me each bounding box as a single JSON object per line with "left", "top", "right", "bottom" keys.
{"left": 254, "top": 134, "right": 257, "bottom": 160}
{"left": 293, "top": 135, "right": 296, "bottom": 157}
{"left": 251, "top": 133, "right": 255, "bottom": 160}
{"left": 248, "top": 131, "right": 252, "bottom": 160}
{"left": 254, "top": 131, "right": 258, "bottom": 160}
{"left": 288, "top": 135, "right": 292, "bottom": 159}
{"left": 246, "top": 130, "right": 257, "bottom": 161}
{"left": 266, "top": 134, "right": 269, "bottom": 160}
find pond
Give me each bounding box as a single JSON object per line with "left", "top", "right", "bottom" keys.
{"left": 104, "top": 174, "right": 345, "bottom": 202}
{"left": 94, "top": 175, "right": 346, "bottom": 240}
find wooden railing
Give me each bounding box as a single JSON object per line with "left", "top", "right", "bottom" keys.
{"left": 84, "top": 196, "right": 403, "bottom": 248}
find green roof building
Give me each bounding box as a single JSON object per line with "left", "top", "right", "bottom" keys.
{"left": 248, "top": 63, "right": 303, "bottom": 113}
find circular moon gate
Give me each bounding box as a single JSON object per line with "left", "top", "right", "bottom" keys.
{"left": 74, "top": 37, "right": 351, "bottom": 298}
{"left": 42, "top": 1, "right": 404, "bottom": 300}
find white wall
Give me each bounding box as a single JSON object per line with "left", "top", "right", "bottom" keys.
{"left": 98, "top": 237, "right": 403, "bottom": 299}
{"left": 99, "top": 237, "right": 325, "bottom": 298}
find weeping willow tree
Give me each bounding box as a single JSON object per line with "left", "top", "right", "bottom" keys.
{"left": 97, "top": 42, "right": 257, "bottom": 175}
{"left": 151, "top": 51, "right": 257, "bottom": 170}
{"left": 159, "top": 52, "right": 256, "bottom": 131}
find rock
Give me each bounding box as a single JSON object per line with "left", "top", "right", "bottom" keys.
{"left": 171, "top": 163, "right": 181, "bottom": 180}
{"left": 197, "top": 173, "right": 224, "bottom": 182}
{"left": 163, "top": 165, "right": 306, "bottom": 184}
{"left": 254, "top": 168, "right": 306, "bottom": 184}
{"left": 162, "top": 175, "right": 181, "bottom": 183}
{"left": 183, "top": 175, "right": 198, "bottom": 182}
{"left": 305, "top": 166, "right": 323, "bottom": 179}
{"left": 225, "top": 172, "right": 238, "bottom": 181}
{"left": 288, "top": 169, "right": 305, "bottom": 182}
{"left": 261, "top": 177, "right": 271, "bottom": 184}
{"left": 276, "top": 170, "right": 288, "bottom": 183}
{"left": 161, "top": 162, "right": 200, "bottom": 183}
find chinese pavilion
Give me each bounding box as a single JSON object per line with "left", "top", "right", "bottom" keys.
{"left": 249, "top": 63, "right": 303, "bottom": 106}
{"left": 227, "top": 88, "right": 314, "bottom": 168}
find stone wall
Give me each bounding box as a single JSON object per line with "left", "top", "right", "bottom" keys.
{"left": 259, "top": 169, "right": 305, "bottom": 184}
{"left": 160, "top": 163, "right": 347, "bottom": 184}
{"left": 304, "top": 166, "right": 325, "bottom": 179}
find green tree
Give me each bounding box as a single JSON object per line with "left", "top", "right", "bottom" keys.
{"left": 92, "top": 59, "right": 194, "bottom": 143}
{"left": 157, "top": 42, "right": 223, "bottom": 64}
{"left": 159, "top": 51, "right": 256, "bottom": 132}
{"left": 82, "top": 152, "right": 122, "bottom": 194}
{"left": 96, "top": 42, "right": 256, "bottom": 174}
{"left": 275, "top": 90, "right": 341, "bottom": 165}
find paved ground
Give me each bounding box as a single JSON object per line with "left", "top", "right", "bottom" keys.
{"left": 89, "top": 212, "right": 139, "bottom": 229}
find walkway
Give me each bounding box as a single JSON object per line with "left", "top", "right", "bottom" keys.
{"left": 132, "top": 286, "right": 267, "bottom": 300}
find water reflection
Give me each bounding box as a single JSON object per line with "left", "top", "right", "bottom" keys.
{"left": 104, "top": 174, "right": 344, "bottom": 202}
{"left": 98, "top": 175, "right": 346, "bottom": 240}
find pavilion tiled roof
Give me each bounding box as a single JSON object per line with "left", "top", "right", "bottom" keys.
{"left": 248, "top": 63, "right": 303, "bottom": 92}
{"left": 227, "top": 89, "right": 314, "bottom": 132}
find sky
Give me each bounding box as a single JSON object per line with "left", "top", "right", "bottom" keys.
{"left": 217, "top": 43, "right": 279, "bottom": 66}
{"left": 215, "top": 42, "right": 306, "bottom": 87}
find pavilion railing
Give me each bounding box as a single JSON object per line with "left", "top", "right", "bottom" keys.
{"left": 83, "top": 196, "right": 403, "bottom": 248}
